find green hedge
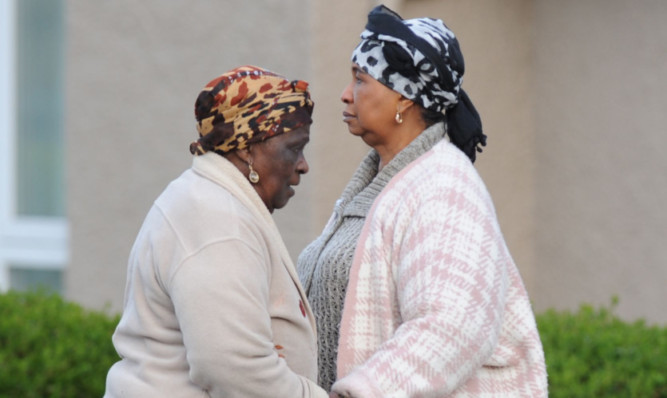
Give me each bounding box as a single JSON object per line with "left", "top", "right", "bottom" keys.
{"left": 537, "top": 298, "right": 667, "bottom": 397}
{"left": 0, "top": 291, "right": 665, "bottom": 397}
{"left": 0, "top": 289, "right": 119, "bottom": 397}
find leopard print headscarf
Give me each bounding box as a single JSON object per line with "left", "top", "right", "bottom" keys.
{"left": 351, "top": 5, "right": 486, "bottom": 162}
{"left": 190, "top": 65, "right": 314, "bottom": 155}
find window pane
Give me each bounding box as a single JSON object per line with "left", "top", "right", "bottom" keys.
{"left": 9, "top": 266, "right": 63, "bottom": 293}
{"left": 16, "top": 0, "right": 65, "bottom": 217}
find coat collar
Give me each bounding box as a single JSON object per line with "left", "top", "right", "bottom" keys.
{"left": 341, "top": 122, "right": 447, "bottom": 218}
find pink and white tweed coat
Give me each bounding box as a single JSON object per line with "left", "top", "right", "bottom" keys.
{"left": 332, "top": 138, "right": 548, "bottom": 397}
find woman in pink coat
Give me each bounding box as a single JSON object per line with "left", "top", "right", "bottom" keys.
{"left": 297, "top": 6, "right": 548, "bottom": 397}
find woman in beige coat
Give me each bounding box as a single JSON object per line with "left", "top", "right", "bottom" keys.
{"left": 105, "top": 65, "right": 328, "bottom": 398}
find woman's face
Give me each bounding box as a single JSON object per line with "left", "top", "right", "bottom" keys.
{"left": 341, "top": 63, "right": 401, "bottom": 146}
{"left": 250, "top": 125, "right": 310, "bottom": 213}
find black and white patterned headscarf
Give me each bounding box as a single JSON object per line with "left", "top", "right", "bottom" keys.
{"left": 351, "top": 5, "right": 486, "bottom": 162}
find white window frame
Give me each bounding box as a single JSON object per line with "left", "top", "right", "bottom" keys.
{"left": 0, "top": 0, "right": 68, "bottom": 291}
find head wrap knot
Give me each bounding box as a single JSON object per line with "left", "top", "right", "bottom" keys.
{"left": 351, "top": 5, "right": 487, "bottom": 162}
{"left": 190, "top": 65, "right": 314, "bottom": 155}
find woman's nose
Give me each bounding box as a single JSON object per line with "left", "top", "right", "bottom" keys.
{"left": 341, "top": 82, "right": 353, "bottom": 104}
{"left": 297, "top": 155, "right": 309, "bottom": 175}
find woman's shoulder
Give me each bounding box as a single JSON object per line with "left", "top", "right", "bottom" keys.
{"left": 154, "top": 169, "right": 260, "bottom": 240}
{"left": 158, "top": 169, "right": 241, "bottom": 213}
{"left": 389, "top": 141, "right": 478, "bottom": 189}
{"left": 375, "top": 140, "right": 493, "bottom": 214}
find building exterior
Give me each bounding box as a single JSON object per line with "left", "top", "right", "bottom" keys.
{"left": 1, "top": 0, "right": 666, "bottom": 324}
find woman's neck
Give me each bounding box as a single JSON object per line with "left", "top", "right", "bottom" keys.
{"left": 376, "top": 123, "right": 426, "bottom": 170}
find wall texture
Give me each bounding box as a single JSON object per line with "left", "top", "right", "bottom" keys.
{"left": 533, "top": 0, "right": 667, "bottom": 322}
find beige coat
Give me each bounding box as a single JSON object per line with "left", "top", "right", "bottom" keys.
{"left": 105, "top": 152, "right": 326, "bottom": 398}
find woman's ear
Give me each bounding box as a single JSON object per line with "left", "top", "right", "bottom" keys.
{"left": 235, "top": 147, "right": 252, "bottom": 163}
{"left": 397, "top": 97, "right": 416, "bottom": 114}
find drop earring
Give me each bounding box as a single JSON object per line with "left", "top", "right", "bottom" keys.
{"left": 395, "top": 111, "right": 403, "bottom": 124}
{"left": 248, "top": 160, "right": 260, "bottom": 184}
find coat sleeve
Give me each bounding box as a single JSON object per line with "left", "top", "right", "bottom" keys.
{"left": 333, "top": 168, "right": 510, "bottom": 397}
{"left": 169, "top": 237, "right": 327, "bottom": 398}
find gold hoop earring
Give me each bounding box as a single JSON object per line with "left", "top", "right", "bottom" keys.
{"left": 248, "top": 161, "right": 260, "bottom": 184}
{"left": 395, "top": 111, "right": 403, "bottom": 124}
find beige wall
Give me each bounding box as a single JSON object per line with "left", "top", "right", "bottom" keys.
{"left": 533, "top": 0, "right": 667, "bottom": 322}
{"left": 66, "top": 0, "right": 667, "bottom": 324}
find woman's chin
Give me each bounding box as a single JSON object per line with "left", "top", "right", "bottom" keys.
{"left": 272, "top": 190, "right": 295, "bottom": 211}
{"left": 346, "top": 126, "right": 364, "bottom": 137}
